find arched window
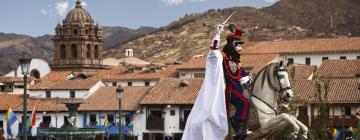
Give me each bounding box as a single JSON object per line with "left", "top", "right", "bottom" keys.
{"left": 60, "top": 44, "right": 66, "bottom": 59}
{"left": 87, "top": 44, "right": 91, "bottom": 58}
{"left": 71, "top": 44, "right": 77, "bottom": 59}
{"left": 30, "top": 69, "right": 40, "bottom": 79}
{"left": 73, "top": 29, "right": 78, "bottom": 35}
{"left": 94, "top": 45, "right": 99, "bottom": 59}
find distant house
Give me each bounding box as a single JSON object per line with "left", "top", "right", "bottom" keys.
{"left": 139, "top": 78, "right": 203, "bottom": 140}
{"left": 242, "top": 37, "right": 360, "bottom": 66}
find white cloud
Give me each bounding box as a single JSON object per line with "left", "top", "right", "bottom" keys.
{"left": 40, "top": 9, "right": 48, "bottom": 15}
{"left": 160, "top": 0, "right": 184, "bottom": 6}
{"left": 81, "top": 1, "right": 87, "bottom": 7}
{"left": 55, "top": 1, "right": 69, "bottom": 16}
{"left": 262, "top": 0, "right": 279, "bottom": 3}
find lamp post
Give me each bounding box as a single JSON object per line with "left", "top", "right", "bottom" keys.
{"left": 341, "top": 108, "right": 345, "bottom": 140}
{"left": 116, "top": 85, "right": 124, "bottom": 140}
{"left": 19, "top": 54, "right": 31, "bottom": 140}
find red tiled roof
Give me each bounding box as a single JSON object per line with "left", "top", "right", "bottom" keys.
{"left": 40, "top": 71, "right": 73, "bottom": 81}
{"left": 80, "top": 86, "right": 151, "bottom": 111}
{"left": 315, "top": 59, "right": 360, "bottom": 78}
{"left": 0, "top": 76, "right": 33, "bottom": 83}
{"left": 141, "top": 78, "right": 203, "bottom": 105}
{"left": 29, "top": 80, "right": 101, "bottom": 90}
{"left": 177, "top": 56, "right": 207, "bottom": 70}
{"left": 293, "top": 79, "right": 360, "bottom": 103}
{"left": 92, "top": 66, "right": 178, "bottom": 80}
{"left": 176, "top": 54, "right": 278, "bottom": 70}
{"left": 288, "top": 64, "right": 317, "bottom": 79}
{"left": 242, "top": 37, "right": 360, "bottom": 55}
{"left": 0, "top": 94, "right": 70, "bottom": 112}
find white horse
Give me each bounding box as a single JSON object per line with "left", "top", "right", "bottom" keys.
{"left": 246, "top": 61, "right": 308, "bottom": 140}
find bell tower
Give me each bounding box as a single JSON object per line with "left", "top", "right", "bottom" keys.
{"left": 51, "top": 0, "right": 108, "bottom": 71}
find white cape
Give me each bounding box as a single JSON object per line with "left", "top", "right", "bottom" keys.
{"left": 182, "top": 50, "right": 228, "bottom": 140}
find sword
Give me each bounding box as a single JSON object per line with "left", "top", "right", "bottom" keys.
{"left": 222, "top": 11, "right": 237, "bottom": 25}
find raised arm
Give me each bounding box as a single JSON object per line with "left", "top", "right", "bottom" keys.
{"left": 209, "top": 24, "right": 224, "bottom": 50}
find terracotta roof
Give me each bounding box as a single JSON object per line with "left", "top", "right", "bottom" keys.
{"left": 141, "top": 78, "right": 203, "bottom": 105}
{"left": 176, "top": 54, "right": 278, "bottom": 71}
{"left": 80, "top": 86, "right": 151, "bottom": 111}
{"left": 40, "top": 71, "right": 73, "bottom": 81}
{"left": 242, "top": 37, "right": 360, "bottom": 55}
{"left": 0, "top": 94, "right": 22, "bottom": 111}
{"left": 0, "top": 94, "right": 71, "bottom": 112}
{"left": 241, "top": 54, "right": 278, "bottom": 68}
{"left": 92, "top": 66, "right": 178, "bottom": 80}
{"left": 293, "top": 79, "right": 360, "bottom": 103}
{"left": 103, "top": 58, "right": 121, "bottom": 66}
{"left": 0, "top": 76, "right": 33, "bottom": 83}
{"left": 288, "top": 64, "right": 317, "bottom": 79}
{"left": 177, "top": 55, "right": 207, "bottom": 70}
{"left": 315, "top": 59, "right": 360, "bottom": 78}
{"left": 29, "top": 80, "right": 101, "bottom": 90}
{"left": 120, "top": 57, "right": 150, "bottom": 66}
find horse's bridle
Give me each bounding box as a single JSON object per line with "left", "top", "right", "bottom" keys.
{"left": 250, "top": 66, "right": 292, "bottom": 115}
{"left": 276, "top": 68, "right": 292, "bottom": 93}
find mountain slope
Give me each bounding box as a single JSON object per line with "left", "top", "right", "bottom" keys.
{"left": 105, "top": 0, "right": 360, "bottom": 64}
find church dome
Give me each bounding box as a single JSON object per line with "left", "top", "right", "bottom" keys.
{"left": 64, "top": 0, "right": 93, "bottom": 24}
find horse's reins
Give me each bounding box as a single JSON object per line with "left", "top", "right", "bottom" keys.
{"left": 250, "top": 66, "right": 292, "bottom": 116}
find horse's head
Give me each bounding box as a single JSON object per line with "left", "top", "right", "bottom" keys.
{"left": 275, "top": 61, "right": 294, "bottom": 102}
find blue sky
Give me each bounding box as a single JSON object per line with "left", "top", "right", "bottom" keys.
{"left": 0, "top": 0, "right": 278, "bottom": 37}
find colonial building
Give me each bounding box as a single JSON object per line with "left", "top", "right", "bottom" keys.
{"left": 51, "top": 0, "right": 108, "bottom": 71}
{"left": 242, "top": 37, "right": 360, "bottom": 66}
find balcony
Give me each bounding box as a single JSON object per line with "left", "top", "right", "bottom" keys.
{"left": 146, "top": 118, "right": 164, "bottom": 130}
{"left": 312, "top": 116, "right": 357, "bottom": 127}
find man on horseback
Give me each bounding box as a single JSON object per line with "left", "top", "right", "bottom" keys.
{"left": 210, "top": 23, "right": 252, "bottom": 139}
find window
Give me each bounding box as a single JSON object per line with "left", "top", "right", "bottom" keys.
{"left": 107, "top": 114, "right": 115, "bottom": 125}
{"left": 194, "top": 73, "right": 205, "bottom": 78}
{"left": 0, "top": 120, "right": 3, "bottom": 128}
{"left": 86, "top": 44, "right": 91, "bottom": 58}
{"left": 46, "top": 91, "right": 51, "bottom": 98}
{"left": 89, "top": 114, "right": 97, "bottom": 125}
{"left": 70, "top": 91, "right": 75, "bottom": 98}
{"left": 73, "top": 29, "right": 78, "bottom": 35}
{"left": 183, "top": 110, "right": 191, "bottom": 121}
{"left": 357, "top": 56, "right": 360, "bottom": 59}
{"left": 170, "top": 110, "right": 176, "bottom": 116}
{"left": 128, "top": 82, "right": 132, "bottom": 86}
{"left": 112, "top": 82, "right": 117, "bottom": 87}
{"left": 42, "top": 116, "right": 51, "bottom": 128}
{"left": 305, "top": 57, "right": 311, "bottom": 65}
{"left": 63, "top": 116, "right": 69, "bottom": 126}
{"left": 340, "top": 56, "right": 346, "bottom": 60}
{"left": 345, "top": 107, "right": 351, "bottom": 115}
{"left": 71, "top": 44, "right": 77, "bottom": 59}
{"left": 30, "top": 69, "right": 40, "bottom": 79}
{"left": 322, "top": 57, "right": 329, "bottom": 61}
{"left": 149, "top": 110, "right": 162, "bottom": 119}
{"left": 287, "top": 58, "right": 294, "bottom": 65}
{"left": 60, "top": 44, "right": 66, "bottom": 59}
{"left": 145, "top": 81, "right": 150, "bottom": 86}
{"left": 94, "top": 45, "right": 99, "bottom": 59}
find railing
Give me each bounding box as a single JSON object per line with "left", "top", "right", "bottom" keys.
{"left": 311, "top": 116, "right": 358, "bottom": 127}
{"left": 146, "top": 118, "right": 164, "bottom": 130}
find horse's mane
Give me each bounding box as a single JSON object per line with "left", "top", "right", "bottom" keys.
{"left": 250, "top": 63, "right": 278, "bottom": 93}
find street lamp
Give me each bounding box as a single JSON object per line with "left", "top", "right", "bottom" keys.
{"left": 341, "top": 108, "right": 345, "bottom": 140}
{"left": 19, "top": 54, "right": 31, "bottom": 140}
{"left": 116, "top": 85, "right": 124, "bottom": 140}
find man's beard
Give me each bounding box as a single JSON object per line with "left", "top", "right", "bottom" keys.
{"left": 223, "top": 43, "right": 240, "bottom": 63}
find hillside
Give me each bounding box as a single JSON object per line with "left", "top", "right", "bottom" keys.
{"left": 0, "top": 26, "right": 156, "bottom": 75}
{"left": 104, "top": 0, "right": 360, "bottom": 63}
